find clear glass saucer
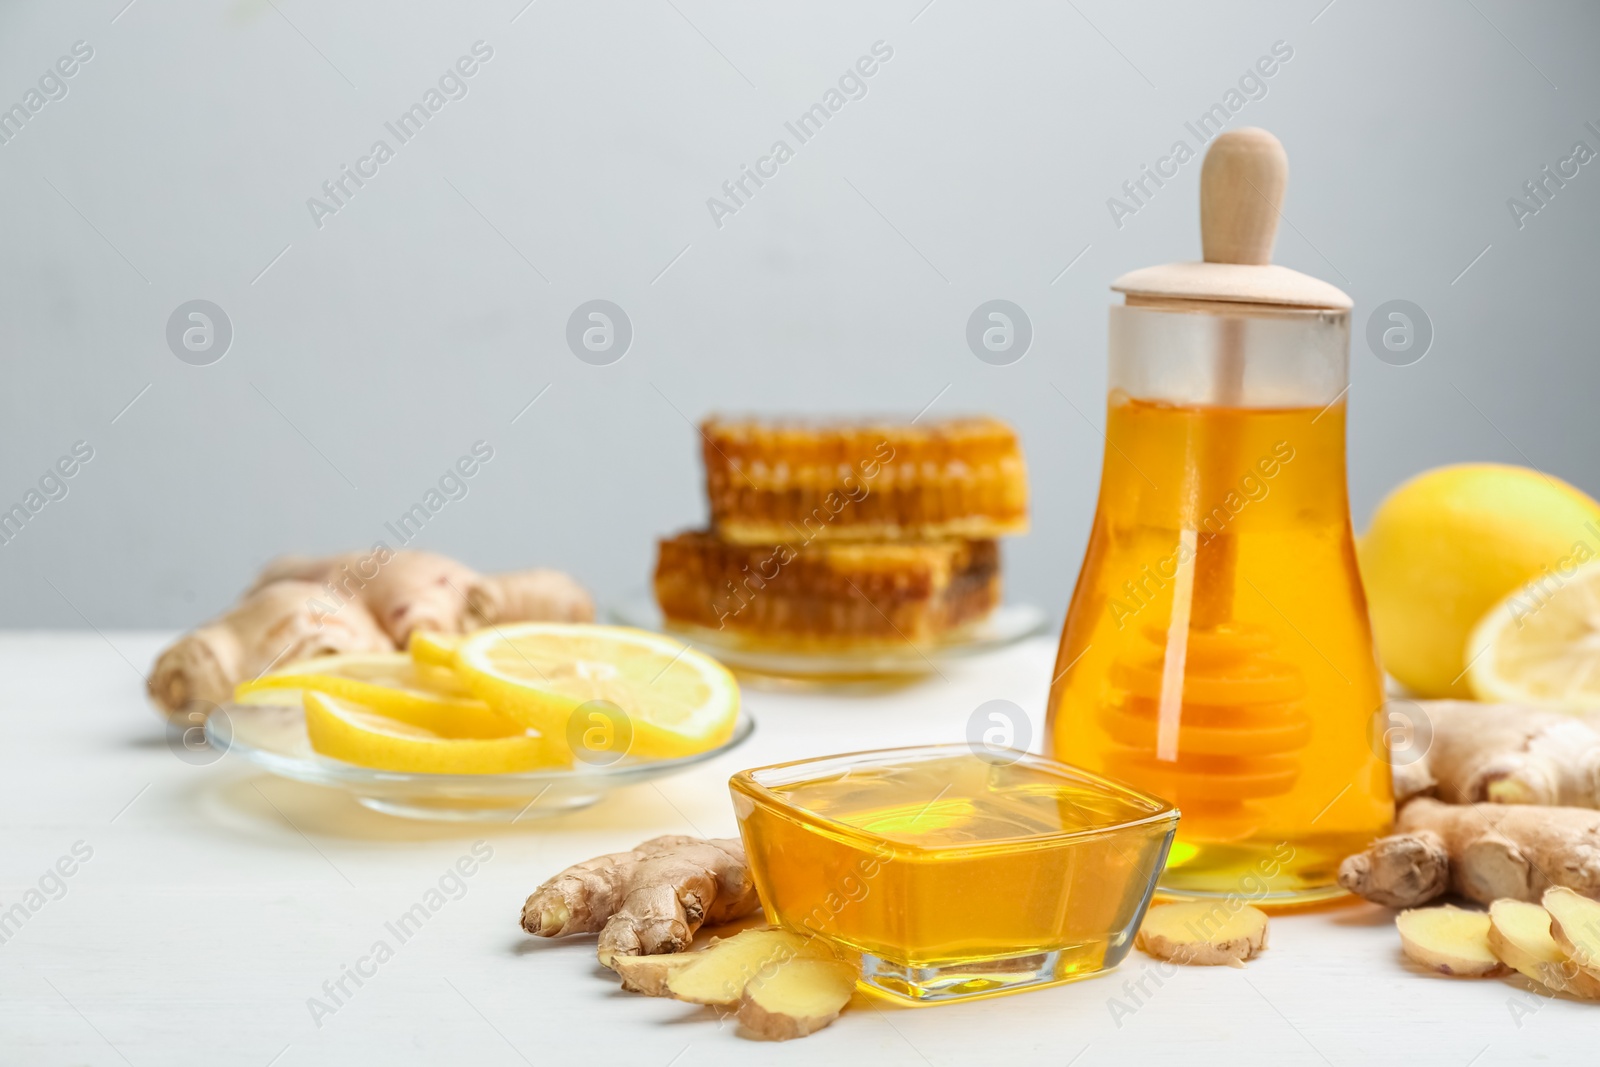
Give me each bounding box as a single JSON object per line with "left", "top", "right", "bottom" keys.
{"left": 610, "top": 595, "right": 1048, "bottom": 688}
{"left": 206, "top": 703, "right": 755, "bottom": 822}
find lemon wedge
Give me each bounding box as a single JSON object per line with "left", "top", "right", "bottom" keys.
{"left": 1467, "top": 559, "right": 1600, "bottom": 711}
{"left": 409, "top": 630, "right": 462, "bottom": 670}
{"left": 302, "top": 691, "right": 554, "bottom": 773}
{"left": 454, "top": 623, "right": 740, "bottom": 760}
{"left": 235, "top": 652, "right": 518, "bottom": 738}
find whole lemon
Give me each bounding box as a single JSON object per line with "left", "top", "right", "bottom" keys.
{"left": 1358, "top": 463, "right": 1600, "bottom": 698}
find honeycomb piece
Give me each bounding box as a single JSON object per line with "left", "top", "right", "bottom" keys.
{"left": 653, "top": 531, "right": 1000, "bottom": 648}
{"left": 701, "top": 417, "right": 1028, "bottom": 544}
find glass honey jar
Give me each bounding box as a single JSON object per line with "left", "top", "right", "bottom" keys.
{"left": 1046, "top": 129, "right": 1392, "bottom": 904}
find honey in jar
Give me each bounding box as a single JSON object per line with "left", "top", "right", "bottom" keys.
{"left": 1046, "top": 129, "right": 1392, "bottom": 904}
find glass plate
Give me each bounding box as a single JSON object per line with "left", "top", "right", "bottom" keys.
{"left": 610, "top": 595, "right": 1049, "bottom": 687}
{"left": 206, "top": 703, "right": 755, "bottom": 822}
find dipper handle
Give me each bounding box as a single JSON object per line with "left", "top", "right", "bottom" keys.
{"left": 1200, "top": 128, "right": 1287, "bottom": 265}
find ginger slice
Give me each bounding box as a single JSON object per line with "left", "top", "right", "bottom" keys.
{"left": 665, "top": 928, "right": 813, "bottom": 1006}
{"left": 1543, "top": 887, "right": 1600, "bottom": 982}
{"left": 616, "top": 926, "right": 858, "bottom": 1040}
{"left": 1134, "top": 902, "right": 1268, "bottom": 967}
{"left": 610, "top": 952, "right": 700, "bottom": 997}
{"left": 1396, "top": 905, "right": 1508, "bottom": 977}
{"left": 737, "top": 956, "right": 857, "bottom": 1041}
{"left": 1488, "top": 898, "right": 1600, "bottom": 998}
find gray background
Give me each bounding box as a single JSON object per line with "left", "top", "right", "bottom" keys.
{"left": 1, "top": 0, "right": 1596, "bottom": 631}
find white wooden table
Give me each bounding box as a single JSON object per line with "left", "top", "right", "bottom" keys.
{"left": 0, "top": 632, "right": 1587, "bottom": 1066}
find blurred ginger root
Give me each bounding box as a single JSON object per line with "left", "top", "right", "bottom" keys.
{"left": 148, "top": 549, "right": 592, "bottom": 718}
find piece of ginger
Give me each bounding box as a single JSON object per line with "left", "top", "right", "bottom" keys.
{"left": 1488, "top": 898, "right": 1600, "bottom": 998}
{"left": 1338, "top": 798, "right": 1600, "bottom": 908}
{"left": 614, "top": 927, "right": 856, "bottom": 1041}
{"left": 664, "top": 928, "right": 815, "bottom": 1006}
{"left": 151, "top": 549, "right": 594, "bottom": 718}
{"left": 610, "top": 951, "right": 699, "bottom": 996}
{"left": 521, "top": 836, "right": 759, "bottom": 965}
{"left": 1389, "top": 701, "right": 1600, "bottom": 808}
{"left": 737, "top": 956, "right": 857, "bottom": 1041}
{"left": 1396, "top": 905, "right": 1507, "bottom": 977}
{"left": 1134, "top": 901, "right": 1268, "bottom": 967}
{"left": 1544, "top": 886, "right": 1600, "bottom": 984}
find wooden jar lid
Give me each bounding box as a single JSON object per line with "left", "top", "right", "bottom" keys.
{"left": 1111, "top": 127, "right": 1352, "bottom": 312}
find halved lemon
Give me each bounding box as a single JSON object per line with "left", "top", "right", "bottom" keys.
{"left": 409, "top": 630, "right": 462, "bottom": 670}
{"left": 235, "top": 652, "right": 518, "bottom": 737}
{"left": 303, "top": 691, "right": 554, "bottom": 773}
{"left": 1467, "top": 559, "right": 1600, "bottom": 711}
{"left": 454, "top": 623, "right": 740, "bottom": 760}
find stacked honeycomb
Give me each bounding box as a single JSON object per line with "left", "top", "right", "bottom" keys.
{"left": 653, "top": 417, "right": 1028, "bottom": 649}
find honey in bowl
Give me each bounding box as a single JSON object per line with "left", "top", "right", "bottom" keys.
{"left": 730, "top": 745, "right": 1177, "bottom": 1003}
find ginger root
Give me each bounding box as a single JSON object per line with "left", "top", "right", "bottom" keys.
{"left": 521, "top": 836, "right": 759, "bottom": 965}
{"left": 1338, "top": 798, "right": 1600, "bottom": 907}
{"left": 249, "top": 551, "right": 483, "bottom": 644}
{"left": 463, "top": 569, "right": 592, "bottom": 635}
{"left": 150, "top": 549, "right": 591, "bottom": 718}
{"left": 1396, "top": 701, "right": 1600, "bottom": 807}
{"left": 1396, "top": 905, "right": 1507, "bottom": 977}
{"left": 1488, "top": 897, "right": 1600, "bottom": 997}
{"left": 148, "top": 580, "right": 392, "bottom": 717}
{"left": 1135, "top": 901, "right": 1268, "bottom": 967}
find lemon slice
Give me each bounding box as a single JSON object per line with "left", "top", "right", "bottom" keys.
{"left": 303, "top": 691, "right": 554, "bottom": 773}
{"left": 1467, "top": 559, "right": 1600, "bottom": 711}
{"left": 455, "top": 623, "right": 740, "bottom": 760}
{"left": 235, "top": 652, "right": 518, "bottom": 738}
{"left": 409, "top": 630, "right": 462, "bottom": 670}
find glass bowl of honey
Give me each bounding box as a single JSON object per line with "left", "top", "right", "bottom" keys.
{"left": 728, "top": 744, "right": 1178, "bottom": 1004}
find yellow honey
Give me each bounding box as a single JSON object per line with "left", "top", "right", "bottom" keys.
{"left": 1048, "top": 397, "right": 1392, "bottom": 902}
{"left": 730, "top": 745, "right": 1176, "bottom": 1003}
